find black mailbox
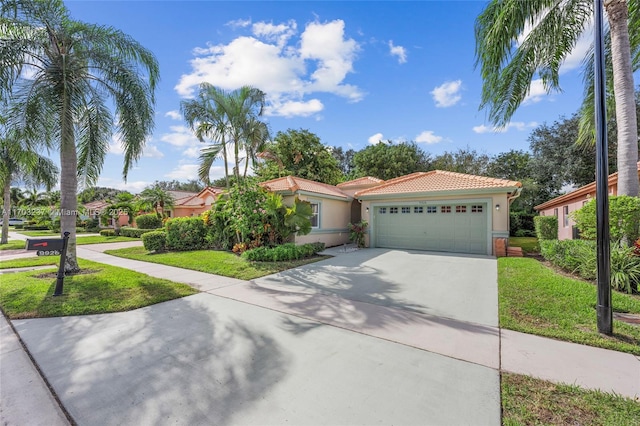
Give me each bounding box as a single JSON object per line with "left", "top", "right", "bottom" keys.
{"left": 26, "top": 238, "right": 65, "bottom": 255}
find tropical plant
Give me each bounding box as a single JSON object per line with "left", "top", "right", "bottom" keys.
{"left": 475, "top": 0, "right": 639, "bottom": 197}
{"left": 572, "top": 196, "right": 640, "bottom": 243}
{"left": 139, "top": 186, "right": 175, "bottom": 217}
{"left": 0, "top": 119, "right": 58, "bottom": 244}
{"left": 19, "top": 187, "right": 49, "bottom": 207}
{"left": 1, "top": 0, "right": 159, "bottom": 271}
{"left": 348, "top": 220, "right": 368, "bottom": 248}
{"left": 100, "top": 201, "right": 134, "bottom": 235}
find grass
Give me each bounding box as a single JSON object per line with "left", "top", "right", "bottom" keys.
{"left": 499, "top": 257, "right": 640, "bottom": 355}
{"left": 18, "top": 230, "right": 94, "bottom": 236}
{"left": 0, "top": 256, "right": 57, "bottom": 269}
{"left": 502, "top": 373, "right": 640, "bottom": 425}
{"left": 508, "top": 237, "right": 539, "bottom": 254}
{"left": 0, "top": 240, "right": 27, "bottom": 250}
{"left": 75, "top": 235, "right": 138, "bottom": 245}
{"left": 0, "top": 259, "right": 198, "bottom": 319}
{"left": 105, "top": 246, "right": 330, "bottom": 280}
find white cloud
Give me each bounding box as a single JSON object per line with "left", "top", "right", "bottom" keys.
{"left": 266, "top": 99, "right": 324, "bottom": 118}
{"left": 143, "top": 144, "right": 164, "bottom": 158}
{"left": 431, "top": 80, "right": 462, "bottom": 107}
{"left": 165, "top": 110, "right": 182, "bottom": 120}
{"left": 160, "top": 125, "right": 200, "bottom": 147}
{"left": 415, "top": 130, "right": 443, "bottom": 144}
{"left": 368, "top": 132, "right": 384, "bottom": 144}
{"left": 108, "top": 135, "right": 163, "bottom": 158}
{"left": 175, "top": 19, "right": 362, "bottom": 117}
{"left": 523, "top": 79, "right": 548, "bottom": 105}
{"left": 183, "top": 146, "right": 202, "bottom": 159}
{"left": 226, "top": 18, "right": 251, "bottom": 29}
{"left": 472, "top": 121, "right": 538, "bottom": 134}
{"left": 95, "top": 177, "right": 151, "bottom": 194}
{"left": 165, "top": 163, "right": 200, "bottom": 180}
{"left": 388, "top": 40, "right": 407, "bottom": 64}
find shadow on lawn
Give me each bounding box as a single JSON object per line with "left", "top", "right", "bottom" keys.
{"left": 249, "top": 248, "right": 499, "bottom": 338}
{"left": 15, "top": 296, "right": 289, "bottom": 425}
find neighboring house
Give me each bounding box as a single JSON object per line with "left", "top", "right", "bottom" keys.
{"left": 166, "top": 187, "right": 224, "bottom": 218}
{"left": 82, "top": 200, "right": 131, "bottom": 227}
{"left": 355, "top": 171, "right": 522, "bottom": 256}
{"left": 259, "top": 176, "right": 353, "bottom": 247}
{"left": 534, "top": 162, "right": 640, "bottom": 240}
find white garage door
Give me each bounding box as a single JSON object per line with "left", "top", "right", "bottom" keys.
{"left": 374, "top": 203, "right": 488, "bottom": 254}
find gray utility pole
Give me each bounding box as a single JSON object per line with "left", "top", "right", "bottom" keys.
{"left": 593, "top": 0, "right": 612, "bottom": 335}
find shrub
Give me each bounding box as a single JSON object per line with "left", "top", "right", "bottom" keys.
{"left": 23, "top": 224, "right": 49, "bottom": 231}
{"left": 85, "top": 218, "right": 100, "bottom": 232}
{"left": 142, "top": 230, "right": 167, "bottom": 253}
{"left": 348, "top": 220, "right": 368, "bottom": 248}
{"left": 534, "top": 216, "right": 558, "bottom": 240}
{"left": 510, "top": 212, "right": 536, "bottom": 237}
{"left": 572, "top": 196, "right": 640, "bottom": 244}
{"left": 610, "top": 246, "right": 640, "bottom": 294}
{"left": 120, "top": 227, "right": 155, "bottom": 238}
{"left": 135, "top": 213, "right": 163, "bottom": 230}
{"left": 100, "top": 229, "right": 116, "bottom": 236}
{"left": 540, "top": 239, "right": 596, "bottom": 278}
{"left": 242, "top": 242, "right": 325, "bottom": 262}
{"left": 165, "top": 217, "right": 208, "bottom": 251}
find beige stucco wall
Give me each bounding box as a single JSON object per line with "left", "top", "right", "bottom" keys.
{"left": 539, "top": 198, "right": 589, "bottom": 240}
{"left": 283, "top": 194, "right": 351, "bottom": 247}
{"left": 359, "top": 192, "right": 512, "bottom": 249}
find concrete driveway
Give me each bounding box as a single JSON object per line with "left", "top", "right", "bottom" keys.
{"left": 13, "top": 249, "right": 501, "bottom": 425}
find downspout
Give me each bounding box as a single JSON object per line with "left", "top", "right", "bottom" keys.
{"left": 506, "top": 187, "right": 523, "bottom": 242}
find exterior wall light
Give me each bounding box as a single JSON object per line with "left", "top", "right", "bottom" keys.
{"left": 366, "top": 207, "right": 370, "bottom": 213}
{"left": 495, "top": 204, "right": 500, "bottom": 211}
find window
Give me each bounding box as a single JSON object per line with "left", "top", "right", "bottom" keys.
{"left": 471, "top": 205, "right": 483, "bottom": 213}
{"left": 310, "top": 203, "right": 319, "bottom": 228}
{"left": 563, "top": 206, "right": 569, "bottom": 227}
{"left": 582, "top": 200, "right": 588, "bottom": 206}
{"left": 414, "top": 206, "right": 423, "bottom": 213}
{"left": 390, "top": 207, "right": 398, "bottom": 214}
{"left": 455, "top": 205, "right": 467, "bottom": 213}
{"left": 426, "top": 206, "right": 437, "bottom": 214}
{"left": 553, "top": 208, "right": 558, "bottom": 217}
{"left": 401, "top": 207, "right": 411, "bottom": 214}
{"left": 441, "top": 206, "right": 451, "bottom": 213}
{"left": 379, "top": 207, "right": 387, "bottom": 214}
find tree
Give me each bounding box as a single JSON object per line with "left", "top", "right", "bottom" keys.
{"left": 20, "top": 187, "right": 49, "bottom": 207}
{"left": 331, "top": 146, "right": 357, "bottom": 177}
{"left": 255, "top": 129, "right": 344, "bottom": 185}
{"left": 352, "top": 141, "right": 430, "bottom": 181}
{"left": 151, "top": 180, "right": 204, "bottom": 193}
{"left": 475, "top": 0, "right": 639, "bottom": 196}
{"left": 0, "top": 124, "right": 58, "bottom": 244}
{"left": 139, "top": 185, "right": 175, "bottom": 217}
{"left": 1, "top": 0, "right": 159, "bottom": 271}
{"left": 431, "top": 147, "right": 492, "bottom": 176}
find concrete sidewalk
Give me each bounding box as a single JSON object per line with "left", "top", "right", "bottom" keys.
{"left": 1, "top": 244, "right": 639, "bottom": 425}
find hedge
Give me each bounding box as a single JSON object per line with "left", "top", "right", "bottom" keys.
{"left": 242, "top": 242, "right": 325, "bottom": 262}
{"left": 572, "top": 196, "right": 640, "bottom": 243}
{"left": 142, "top": 230, "right": 167, "bottom": 253}
{"left": 120, "top": 227, "right": 156, "bottom": 238}
{"left": 534, "top": 216, "right": 558, "bottom": 240}
{"left": 165, "top": 217, "right": 208, "bottom": 251}
{"left": 100, "top": 229, "right": 116, "bottom": 236}
{"left": 134, "top": 213, "right": 163, "bottom": 230}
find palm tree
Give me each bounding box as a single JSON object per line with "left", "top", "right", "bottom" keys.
{"left": 139, "top": 186, "right": 175, "bottom": 218}
{"left": 0, "top": 125, "right": 58, "bottom": 244}
{"left": 242, "top": 117, "right": 271, "bottom": 178}
{"left": 475, "top": 0, "right": 639, "bottom": 196}
{"left": 1, "top": 0, "right": 159, "bottom": 271}
{"left": 181, "top": 84, "right": 231, "bottom": 187}
{"left": 19, "top": 187, "right": 49, "bottom": 207}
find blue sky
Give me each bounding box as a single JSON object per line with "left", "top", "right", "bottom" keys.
{"left": 63, "top": 0, "right": 595, "bottom": 192}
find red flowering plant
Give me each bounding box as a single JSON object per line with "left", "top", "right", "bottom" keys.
{"left": 348, "top": 220, "right": 368, "bottom": 248}
{"left": 633, "top": 238, "right": 640, "bottom": 257}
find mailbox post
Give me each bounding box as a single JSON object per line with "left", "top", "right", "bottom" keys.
{"left": 25, "top": 232, "right": 70, "bottom": 296}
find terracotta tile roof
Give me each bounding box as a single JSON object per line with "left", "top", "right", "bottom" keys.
{"left": 167, "top": 190, "right": 199, "bottom": 204}
{"left": 534, "top": 162, "right": 640, "bottom": 211}
{"left": 337, "top": 176, "right": 384, "bottom": 187}
{"left": 259, "top": 176, "right": 350, "bottom": 199}
{"left": 355, "top": 170, "right": 521, "bottom": 197}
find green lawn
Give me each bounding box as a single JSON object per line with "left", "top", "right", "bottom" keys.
{"left": 105, "top": 246, "right": 330, "bottom": 280}
{"left": 502, "top": 373, "right": 640, "bottom": 425}
{"left": 18, "top": 230, "right": 94, "bottom": 236}
{"left": 75, "top": 235, "right": 139, "bottom": 245}
{"left": 499, "top": 257, "right": 640, "bottom": 355}
{"left": 0, "top": 240, "right": 27, "bottom": 250}
{"left": 0, "top": 258, "right": 197, "bottom": 319}
{"left": 0, "top": 256, "right": 57, "bottom": 269}
{"left": 508, "top": 237, "right": 539, "bottom": 254}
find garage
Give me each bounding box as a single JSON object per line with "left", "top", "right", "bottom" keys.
{"left": 354, "top": 170, "right": 523, "bottom": 256}
{"left": 374, "top": 202, "right": 488, "bottom": 254}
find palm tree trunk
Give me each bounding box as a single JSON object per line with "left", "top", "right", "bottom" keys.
{"left": 1, "top": 179, "right": 10, "bottom": 244}
{"left": 60, "top": 99, "right": 80, "bottom": 273}
{"left": 222, "top": 136, "right": 230, "bottom": 188}
{"left": 606, "top": 0, "right": 639, "bottom": 197}
{"left": 234, "top": 135, "right": 241, "bottom": 182}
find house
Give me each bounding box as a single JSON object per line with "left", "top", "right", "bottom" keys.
{"left": 166, "top": 187, "right": 224, "bottom": 218}
{"left": 259, "top": 176, "right": 353, "bottom": 247}
{"left": 337, "top": 176, "right": 385, "bottom": 224}
{"left": 355, "top": 171, "right": 522, "bottom": 256}
{"left": 534, "top": 162, "right": 640, "bottom": 240}
{"left": 82, "top": 200, "right": 130, "bottom": 227}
